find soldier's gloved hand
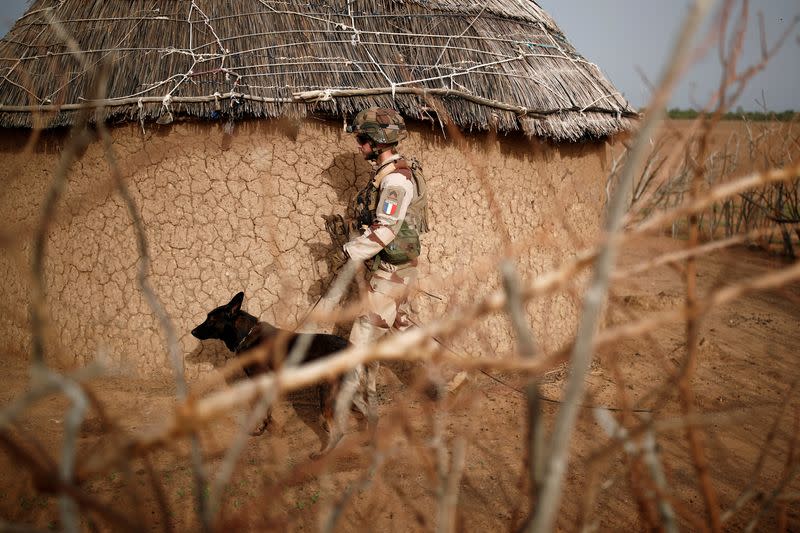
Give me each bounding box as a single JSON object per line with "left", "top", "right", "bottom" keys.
{"left": 328, "top": 244, "right": 349, "bottom": 272}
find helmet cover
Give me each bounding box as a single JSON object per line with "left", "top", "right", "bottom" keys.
{"left": 349, "top": 107, "right": 407, "bottom": 145}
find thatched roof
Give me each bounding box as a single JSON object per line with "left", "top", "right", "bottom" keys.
{"left": 0, "top": 0, "right": 637, "bottom": 141}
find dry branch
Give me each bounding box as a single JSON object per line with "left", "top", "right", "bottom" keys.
{"left": 91, "top": 52, "right": 211, "bottom": 530}
{"left": 501, "top": 260, "right": 545, "bottom": 508}
{"left": 436, "top": 437, "right": 467, "bottom": 533}
{"left": 529, "top": 2, "right": 716, "bottom": 530}
{"left": 0, "top": 87, "right": 642, "bottom": 122}
{"left": 3, "top": 3, "right": 800, "bottom": 531}
{"left": 73, "top": 250, "right": 800, "bottom": 488}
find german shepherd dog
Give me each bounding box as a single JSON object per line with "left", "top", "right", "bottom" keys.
{"left": 191, "top": 292, "right": 350, "bottom": 456}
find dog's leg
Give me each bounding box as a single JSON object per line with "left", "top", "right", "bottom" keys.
{"left": 348, "top": 365, "right": 369, "bottom": 417}
{"left": 318, "top": 382, "right": 332, "bottom": 433}
{"left": 250, "top": 404, "right": 274, "bottom": 436}
{"left": 310, "top": 379, "right": 344, "bottom": 459}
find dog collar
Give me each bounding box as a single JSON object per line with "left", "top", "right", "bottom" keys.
{"left": 235, "top": 324, "right": 259, "bottom": 352}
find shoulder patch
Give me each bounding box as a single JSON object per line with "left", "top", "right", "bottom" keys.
{"left": 382, "top": 191, "right": 398, "bottom": 216}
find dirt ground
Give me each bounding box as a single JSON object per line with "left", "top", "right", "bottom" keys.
{"left": 1, "top": 233, "right": 799, "bottom": 531}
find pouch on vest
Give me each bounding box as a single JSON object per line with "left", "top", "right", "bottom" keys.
{"left": 380, "top": 220, "right": 421, "bottom": 265}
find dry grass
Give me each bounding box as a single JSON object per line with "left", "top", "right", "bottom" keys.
{"left": 1, "top": 1, "right": 800, "bottom": 532}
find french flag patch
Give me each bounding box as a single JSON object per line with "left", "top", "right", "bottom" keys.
{"left": 382, "top": 199, "right": 398, "bottom": 216}
{"left": 382, "top": 190, "right": 400, "bottom": 216}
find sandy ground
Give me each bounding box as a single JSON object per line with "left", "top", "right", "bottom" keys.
{"left": 1, "top": 233, "right": 799, "bottom": 531}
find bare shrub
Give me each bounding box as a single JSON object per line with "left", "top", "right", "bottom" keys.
{"left": 2, "top": 1, "right": 800, "bottom": 532}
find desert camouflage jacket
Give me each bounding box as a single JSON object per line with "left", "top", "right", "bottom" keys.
{"left": 343, "top": 154, "right": 416, "bottom": 262}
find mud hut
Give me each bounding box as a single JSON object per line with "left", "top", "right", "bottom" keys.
{"left": 0, "top": 0, "right": 636, "bottom": 377}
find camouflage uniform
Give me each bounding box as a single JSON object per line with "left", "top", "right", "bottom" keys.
{"left": 344, "top": 154, "right": 420, "bottom": 343}
{"left": 343, "top": 108, "right": 425, "bottom": 416}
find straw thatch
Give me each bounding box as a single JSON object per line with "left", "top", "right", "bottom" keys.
{"left": 0, "top": 0, "right": 637, "bottom": 140}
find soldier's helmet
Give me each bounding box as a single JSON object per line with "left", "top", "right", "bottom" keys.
{"left": 347, "top": 107, "right": 407, "bottom": 145}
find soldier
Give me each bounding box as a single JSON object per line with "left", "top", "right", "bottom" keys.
{"left": 342, "top": 107, "right": 428, "bottom": 420}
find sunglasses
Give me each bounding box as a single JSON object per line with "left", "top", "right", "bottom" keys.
{"left": 356, "top": 135, "right": 371, "bottom": 145}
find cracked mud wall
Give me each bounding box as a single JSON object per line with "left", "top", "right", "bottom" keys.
{"left": 0, "top": 119, "right": 607, "bottom": 377}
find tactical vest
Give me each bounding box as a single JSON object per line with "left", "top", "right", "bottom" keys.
{"left": 353, "top": 156, "right": 429, "bottom": 265}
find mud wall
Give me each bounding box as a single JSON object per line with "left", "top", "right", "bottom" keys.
{"left": 0, "top": 119, "right": 607, "bottom": 377}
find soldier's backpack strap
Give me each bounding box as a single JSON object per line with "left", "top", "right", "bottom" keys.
{"left": 407, "top": 157, "right": 430, "bottom": 233}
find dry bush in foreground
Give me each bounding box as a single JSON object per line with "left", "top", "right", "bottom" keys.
{"left": 2, "top": 1, "right": 800, "bottom": 532}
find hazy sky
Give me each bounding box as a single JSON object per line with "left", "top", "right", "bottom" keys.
{"left": 1, "top": 0, "right": 798, "bottom": 111}
{"left": 545, "top": 1, "right": 799, "bottom": 111}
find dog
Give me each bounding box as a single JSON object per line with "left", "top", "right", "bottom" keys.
{"left": 191, "top": 291, "right": 351, "bottom": 457}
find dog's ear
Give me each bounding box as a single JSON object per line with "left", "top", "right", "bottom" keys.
{"left": 229, "top": 292, "right": 244, "bottom": 314}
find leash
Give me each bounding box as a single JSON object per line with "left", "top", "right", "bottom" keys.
{"left": 307, "top": 260, "right": 652, "bottom": 414}
{"left": 406, "top": 317, "right": 653, "bottom": 414}
{"left": 298, "top": 259, "right": 358, "bottom": 329}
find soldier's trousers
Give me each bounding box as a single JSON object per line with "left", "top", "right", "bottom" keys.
{"left": 348, "top": 262, "right": 417, "bottom": 416}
